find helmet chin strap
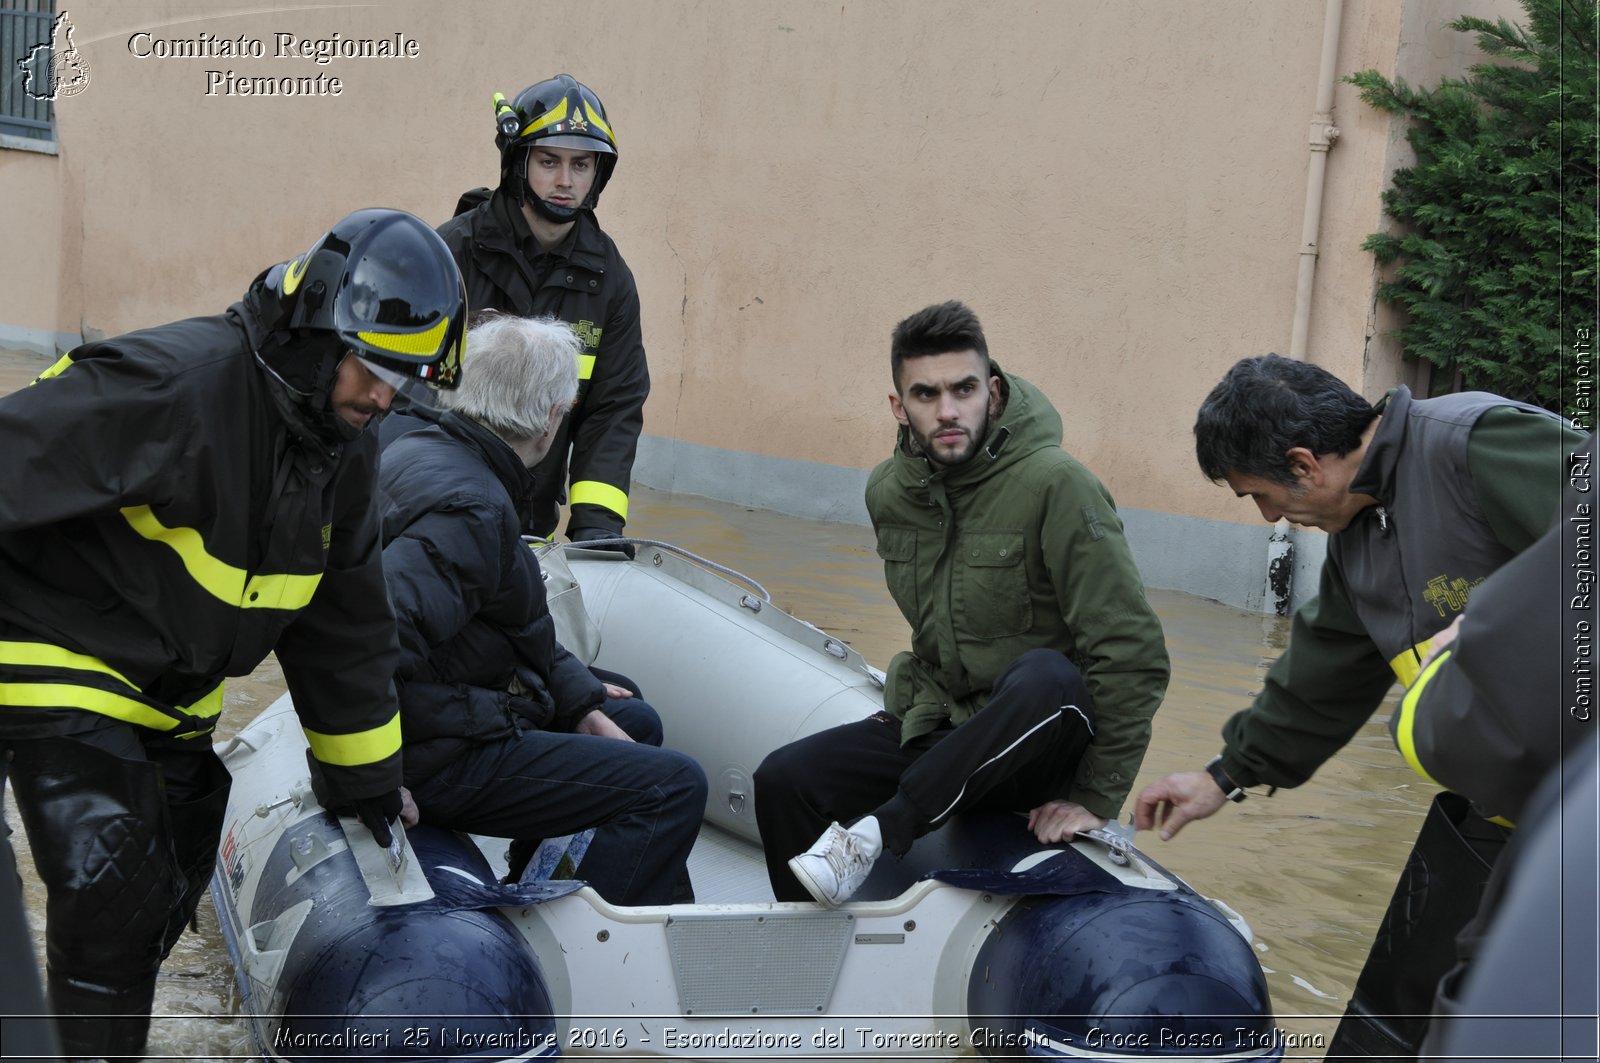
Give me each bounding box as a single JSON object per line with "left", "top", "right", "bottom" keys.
{"left": 255, "top": 333, "right": 357, "bottom": 447}
{"left": 528, "top": 190, "right": 582, "bottom": 224}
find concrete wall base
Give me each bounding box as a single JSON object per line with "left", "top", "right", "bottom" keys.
{"left": 0, "top": 324, "right": 76, "bottom": 358}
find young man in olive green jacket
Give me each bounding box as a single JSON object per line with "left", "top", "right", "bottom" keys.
{"left": 756, "top": 301, "right": 1170, "bottom": 906}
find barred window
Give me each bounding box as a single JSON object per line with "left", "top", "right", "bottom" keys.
{"left": 1, "top": 0, "right": 60, "bottom": 145}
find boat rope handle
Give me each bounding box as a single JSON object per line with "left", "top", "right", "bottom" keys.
{"left": 528, "top": 536, "right": 772, "bottom": 603}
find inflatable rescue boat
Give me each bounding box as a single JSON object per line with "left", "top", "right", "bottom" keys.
{"left": 211, "top": 542, "right": 1282, "bottom": 1061}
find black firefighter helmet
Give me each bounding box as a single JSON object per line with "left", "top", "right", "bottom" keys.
{"left": 255, "top": 208, "right": 466, "bottom": 388}
{"left": 251, "top": 208, "right": 466, "bottom": 441}
{"left": 494, "top": 74, "right": 618, "bottom": 222}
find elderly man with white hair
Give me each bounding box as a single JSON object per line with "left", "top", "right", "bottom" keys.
{"left": 376, "top": 314, "right": 706, "bottom": 906}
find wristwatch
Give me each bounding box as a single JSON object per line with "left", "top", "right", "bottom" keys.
{"left": 1205, "top": 755, "right": 1247, "bottom": 803}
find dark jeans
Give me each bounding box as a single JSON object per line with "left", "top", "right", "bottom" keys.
{"left": 2, "top": 715, "right": 231, "bottom": 1061}
{"left": 408, "top": 695, "right": 707, "bottom": 907}
{"left": 754, "top": 648, "right": 1096, "bottom": 901}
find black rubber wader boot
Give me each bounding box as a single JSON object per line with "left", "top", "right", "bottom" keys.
{"left": 1325, "top": 792, "right": 1509, "bottom": 1060}
{"left": 9, "top": 733, "right": 230, "bottom": 1062}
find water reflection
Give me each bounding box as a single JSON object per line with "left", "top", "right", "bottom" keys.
{"left": 1, "top": 417, "right": 1431, "bottom": 1056}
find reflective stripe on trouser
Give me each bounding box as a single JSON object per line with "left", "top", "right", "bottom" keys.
{"left": 0, "top": 639, "right": 223, "bottom": 737}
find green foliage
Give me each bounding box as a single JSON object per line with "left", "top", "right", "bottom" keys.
{"left": 1345, "top": 0, "right": 1597, "bottom": 416}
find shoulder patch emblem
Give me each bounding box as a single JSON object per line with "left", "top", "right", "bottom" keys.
{"left": 572, "top": 320, "right": 603, "bottom": 350}
{"left": 1081, "top": 505, "right": 1106, "bottom": 541}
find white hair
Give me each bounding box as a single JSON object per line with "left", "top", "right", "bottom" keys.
{"left": 441, "top": 314, "right": 581, "bottom": 441}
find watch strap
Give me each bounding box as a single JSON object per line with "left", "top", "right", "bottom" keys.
{"left": 1206, "top": 755, "right": 1247, "bottom": 802}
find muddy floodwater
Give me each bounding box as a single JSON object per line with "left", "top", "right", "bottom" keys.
{"left": 0, "top": 349, "right": 1432, "bottom": 1059}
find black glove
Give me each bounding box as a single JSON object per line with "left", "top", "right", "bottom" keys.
{"left": 354, "top": 790, "right": 403, "bottom": 849}
{"left": 569, "top": 525, "right": 635, "bottom": 560}
{"left": 305, "top": 750, "right": 402, "bottom": 847}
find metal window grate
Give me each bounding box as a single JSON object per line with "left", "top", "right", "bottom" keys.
{"left": 1, "top": 0, "right": 57, "bottom": 142}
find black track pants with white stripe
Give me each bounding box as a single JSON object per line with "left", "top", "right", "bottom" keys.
{"left": 755, "top": 648, "right": 1096, "bottom": 902}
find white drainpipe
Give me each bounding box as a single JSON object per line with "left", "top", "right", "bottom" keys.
{"left": 1291, "top": 0, "right": 1346, "bottom": 361}
{"left": 1270, "top": 0, "right": 1345, "bottom": 616}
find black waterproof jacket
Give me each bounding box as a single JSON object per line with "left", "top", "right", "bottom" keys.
{"left": 377, "top": 412, "right": 606, "bottom": 785}
{"left": 1395, "top": 433, "right": 1596, "bottom": 824}
{"left": 0, "top": 303, "right": 403, "bottom": 802}
{"left": 435, "top": 188, "right": 649, "bottom": 539}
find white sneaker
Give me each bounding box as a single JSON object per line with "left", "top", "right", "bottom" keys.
{"left": 787, "top": 817, "right": 883, "bottom": 907}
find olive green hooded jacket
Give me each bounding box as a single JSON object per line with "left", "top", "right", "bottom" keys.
{"left": 866, "top": 368, "right": 1170, "bottom": 819}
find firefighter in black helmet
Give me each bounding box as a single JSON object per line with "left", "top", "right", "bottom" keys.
{"left": 0, "top": 208, "right": 463, "bottom": 1061}
{"left": 425, "top": 74, "right": 648, "bottom": 554}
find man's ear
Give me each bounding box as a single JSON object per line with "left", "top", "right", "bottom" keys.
{"left": 1285, "top": 446, "right": 1322, "bottom": 483}
{"left": 888, "top": 390, "right": 909, "bottom": 427}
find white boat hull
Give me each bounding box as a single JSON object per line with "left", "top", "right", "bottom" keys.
{"left": 211, "top": 545, "right": 1281, "bottom": 1061}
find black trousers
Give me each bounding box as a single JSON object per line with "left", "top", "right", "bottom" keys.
{"left": 0, "top": 758, "right": 61, "bottom": 1061}
{"left": 754, "top": 648, "right": 1096, "bottom": 901}
{"left": 2, "top": 715, "right": 231, "bottom": 1062}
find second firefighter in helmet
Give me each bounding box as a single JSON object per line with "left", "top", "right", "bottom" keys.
{"left": 422, "top": 73, "right": 650, "bottom": 552}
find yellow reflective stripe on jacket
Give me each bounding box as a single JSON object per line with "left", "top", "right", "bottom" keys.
{"left": 569, "top": 480, "right": 628, "bottom": 520}
{"left": 0, "top": 682, "right": 181, "bottom": 731}
{"left": 0, "top": 639, "right": 137, "bottom": 688}
{"left": 0, "top": 677, "right": 222, "bottom": 734}
{"left": 1392, "top": 652, "right": 1515, "bottom": 827}
{"left": 577, "top": 354, "right": 596, "bottom": 380}
{"left": 303, "top": 712, "right": 402, "bottom": 768}
{"left": 1388, "top": 638, "right": 1434, "bottom": 689}
{"left": 120, "top": 505, "right": 323, "bottom": 609}
{"left": 34, "top": 353, "right": 74, "bottom": 383}
{"left": 1393, "top": 651, "right": 1448, "bottom": 789}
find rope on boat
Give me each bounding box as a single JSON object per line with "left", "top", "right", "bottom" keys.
{"left": 527, "top": 536, "right": 773, "bottom": 603}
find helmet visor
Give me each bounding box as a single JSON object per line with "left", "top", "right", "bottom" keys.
{"left": 356, "top": 356, "right": 415, "bottom": 392}
{"left": 534, "top": 134, "right": 614, "bottom": 155}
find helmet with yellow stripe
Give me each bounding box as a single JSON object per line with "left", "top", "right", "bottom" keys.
{"left": 495, "top": 74, "right": 618, "bottom": 222}
{"left": 268, "top": 208, "right": 466, "bottom": 390}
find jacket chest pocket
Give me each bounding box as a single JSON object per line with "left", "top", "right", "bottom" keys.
{"left": 956, "top": 531, "right": 1032, "bottom": 638}
{"left": 876, "top": 526, "right": 919, "bottom": 620}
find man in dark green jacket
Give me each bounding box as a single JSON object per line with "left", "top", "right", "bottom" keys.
{"left": 1135, "top": 354, "right": 1584, "bottom": 1058}
{"left": 756, "top": 301, "right": 1170, "bottom": 906}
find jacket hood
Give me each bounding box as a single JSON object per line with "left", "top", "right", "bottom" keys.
{"left": 889, "top": 365, "right": 1065, "bottom": 490}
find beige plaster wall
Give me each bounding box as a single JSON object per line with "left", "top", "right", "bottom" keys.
{"left": 0, "top": 143, "right": 70, "bottom": 348}
{"left": 3, "top": 0, "right": 1523, "bottom": 533}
